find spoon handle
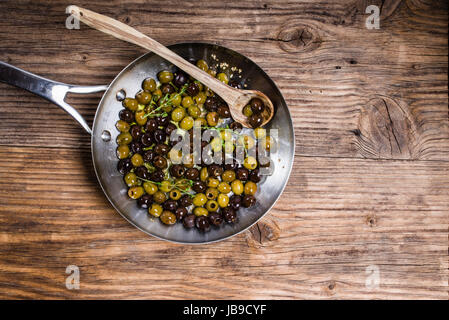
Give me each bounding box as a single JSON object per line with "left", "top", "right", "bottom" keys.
{"left": 68, "top": 6, "right": 241, "bottom": 104}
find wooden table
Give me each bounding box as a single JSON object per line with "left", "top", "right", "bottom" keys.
{"left": 0, "top": 0, "right": 447, "bottom": 299}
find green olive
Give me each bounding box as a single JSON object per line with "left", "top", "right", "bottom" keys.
{"left": 205, "top": 188, "right": 218, "bottom": 200}
{"left": 171, "top": 107, "right": 186, "bottom": 122}
{"left": 124, "top": 172, "right": 138, "bottom": 187}
{"left": 180, "top": 116, "right": 194, "bottom": 130}
{"left": 123, "top": 98, "right": 139, "bottom": 111}
{"left": 143, "top": 78, "right": 157, "bottom": 92}
{"left": 217, "top": 194, "right": 229, "bottom": 208}
{"left": 169, "top": 189, "right": 182, "bottom": 200}
{"left": 243, "top": 156, "right": 258, "bottom": 170}
{"left": 136, "top": 91, "right": 152, "bottom": 105}
{"left": 231, "top": 180, "right": 244, "bottom": 195}
{"left": 207, "top": 177, "right": 219, "bottom": 188}
{"left": 160, "top": 211, "right": 177, "bottom": 225}
{"left": 131, "top": 153, "right": 144, "bottom": 167}
{"left": 216, "top": 73, "right": 228, "bottom": 84}
{"left": 195, "top": 117, "right": 207, "bottom": 127}
{"left": 243, "top": 105, "right": 253, "bottom": 117}
{"left": 200, "top": 167, "right": 209, "bottom": 182}
{"left": 244, "top": 181, "right": 257, "bottom": 196}
{"left": 115, "top": 120, "right": 130, "bottom": 133}
{"left": 193, "top": 193, "right": 207, "bottom": 207}
{"left": 188, "top": 105, "right": 201, "bottom": 118}
{"left": 153, "top": 89, "right": 162, "bottom": 100}
{"left": 196, "top": 59, "right": 208, "bottom": 71}
{"left": 170, "top": 93, "right": 182, "bottom": 106}
{"left": 194, "top": 92, "right": 207, "bottom": 105}
{"left": 153, "top": 191, "right": 167, "bottom": 204}
{"left": 182, "top": 96, "right": 194, "bottom": 108}
{"left": 149, "top": 204, "right": 163, "bottom": 217}
{"left": 222, "top": 170, "right": 236, "bottom": 183}
{"left": 160, "top": 180, "right": 172, "bottom": 193}
{"left": 143, "top": 181, "right": 158, "bottom": 195}
{"left": 158, "top": 70, "right": 174, "bottom": 84}
{"left": 194, "top": 206, "right": 208, "bottom": 217}
{"left": 205, "top": 200, "right": 219, "bottom": 212}
{"left": 135, "top": 111, "right": 147, "bottom": 126}
{"left": 116, "top": 145, "right": 130, "bottom": 159}
{"left": 206, "top": 112, "right": 218, "bottom": 126}
{"left": 217, "top": 182, "right": 231, "bottom": 194}
{"left": 210, "top": 137, "right": 222, "bottom": 153}
{"left": 128, "top": 186, "right": 144, "bottom": 199}
{"left": 117, "top": 132, "right": 132, "bottom": 145}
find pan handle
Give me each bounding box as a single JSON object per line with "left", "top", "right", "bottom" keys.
{"left": 0, "top": 61, "right": 108, "bottom": 135}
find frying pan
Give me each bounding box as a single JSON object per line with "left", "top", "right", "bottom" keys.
{"left": 0, "top": 43, "right": 295, "bottom": 243}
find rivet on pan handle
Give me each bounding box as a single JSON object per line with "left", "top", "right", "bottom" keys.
{"left": 0, "top": 61, "right": 108, "bottom": 135}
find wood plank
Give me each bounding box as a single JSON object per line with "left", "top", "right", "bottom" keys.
{"left": 0, "top": 0, "right": 447, "bottom": 160}
{"left": 0, "top": 146, "right": 447, "bottom": 299}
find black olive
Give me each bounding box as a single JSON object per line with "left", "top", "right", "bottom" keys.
{"left": 135, "top": 166, "right": 149, "bottom": 179}
{"left": 173, "top": 71, "right": 188, "bottom": 88}
{"left": 249, "top": 114, "right": 263, "bottom": 128}
{"left": 170, "top": 164, "right": 185, "bottom": 178}
{"left": 185, "top": 168, "right": 200, "bottom": 180}
{"left": 204, "top": 97, "right": 218, "bottom": 111}
{"left": 119, "top": 109, "right": 134, "bottom": 123}
{"left": 154, "top": 144, "right": 169, "bottom": 155}
{"left": 130, "top": 125, "right": 143, "bottom": 140}
{"left": 208, "top": 212, "right": 223, "bottom": 226}
{"left": 183, "top": 214, "right": 196, "bottom": 228}
{"left": 250, "top": 98, "right": 264, "bottom": 114}
{"left": 175, "top": 207, "right": 188, "bottom": 220}
{"left": 178, "top": 194, "right": 193, "bottom": 207}
{"left": 141, "top": 132, "right": 154, "bottom": 146}
{"left": 236, "top": 167, "right": 249, "bottom": 181}
{"left": 222, "top": 207, "right": 237, "bottom": 223}
{"left": 242, "top": 195, "right": 256, "bottom": 208}
{"left": 208, "top": 164, "right": 223, "bottom": 177}
{"left": 151, "top": 170, "right": 165, "bottom": 182}
{"left": 164, "top": 200, "right": 178, "bottom": 212}
{"left": 186, "top": 82, "right": 199, "bottom": 96}
{"left": 195, "top": 216, "right": 210, "bottom": 232}
{"left": 192, "top": 181, "right": 206, "bottom": 193}
{"left": 117, "top": 158, "right": 132, "bottom": 174}
{"left": 249, "top": 169, "right": 261, "bottom": 183}
{"left": 153, "top": 129, "right": 166, "bottom": 144}
{"left": 165, "top": 123, "right": 177, "bottom": 136}
{"left": 229, "top": 195, "right": 242, "bottom": 211}
{"left": 229, "top": 121, "right": 243, "bottom": 132}
{"left": 145, "top": 118, "right": 158, "bottom": 132}
{"left": 156, "top": 115, "right": 170, "bottom": 127}
{"left": 153, "top": 156, "right": 168, "bottom": 169}
{"left": 137, "top": 194, "right": 153, "bottom": 209}
{"left": 143, "top": 150, "right": 155, "bottom": 163}
{"left": 161, "top": 83, "right": 175, "bottom": 95}
{"left": 130, "top": 141, "right": 143, "bottom": 154}
{"left": 228, "top": 80, "right": 242, "bottom": 89}
{"left": 217, "top": 105, "right": 230, "bottom": 118}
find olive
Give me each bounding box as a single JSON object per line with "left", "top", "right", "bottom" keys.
{"left": 194, "top": 207, "right": 209, "bottom": 217}
{"left": 192, "top": 181, "right": 206, "bottom": 193}
{"left": 243, "top": 156, "right": 258, "bottom": 170}
{"left": 136, "top": 91, "right": 152, "bottom": 105}
{"left": 135, "top": 166, "right": 149, "bottom": 179}
{"left": 131, "top": 153, "right": 144, "bottom": 167}
{"left": 160, "top": 211, "right": 177, "bottom": 225}
{"left": 217, "top": 105, "right": 230, "bottom": 118}
{"left": 153, "top": 89, "right": 162, "bottom": 100}
{"left": 205, "top": 200, "right": 219, "bottom": 212}
{"left": 143, "top": 181, "right": 158, "bottom": 195}
{"left": 153, "top": 155, "right": 168, "bottom": 169}
{"left": 149, "top": 203, "right": 163, "bottom": 217}
{"left": 249, "top": 114, "right": 264, "bottom": 128}
{"left": 156, "top": 115, "right": 170, "bottom": 127}
{"left": 222, "top": 207, "right": 237, "bottom": 223}
{"left": 216, "top": 73, "right": 228, "bottom": 84}
{"left": 158, "top": 70, "right": 174, "bottom": 84}
{"left": 171, "top": 107, "right": 185, "bottom": 122}
{"left": 151, "top": 170, "right": 165, "bottom": 182}
{"left": 145, "top": 118, "right": 158, "bottom": 132}
{"left": 153, "top": 129, "right": 166, "bottom": 144}
{"left": 229, "top": 195, "right": 242, "bottom": 210}
{"left": 205, "top": 187, "right": 218, "bottom": 200}
{"left": 183, "top": 214, "right": 196, "bottom": 228}
{"left": 205, "top": 97, "right": 218, "bottom": 111}
{"left": 169, "top": 189, "right": 182, "bottom": 201}
{"left": 180, "top": 116, "right": 194, "bottom": 131}
{"left": 119, "top": 109, "right": 134, "bottom": 123}
{"left": 165, "top": 123, "right": 177, "bottom": 136}
{"left": 154, "top": 144, "right": 170, "bottom": 155}
{"left": 196, "top": 59, "right": 208, "bottom": 71}
{"left": 242, "top": 194, "right": 256, "bottom": 208}
{"left": 117, "top": 132, "right": 132, "bottom": 145}
{"left": 186, "top": 82, "right": 199, "bottom": 96}
{"left": 130, "top": 141, "right": 143, "bottom": 154}
{"left": 254, "top": 127, "right": 267, "bottom": 140}
{"left": 117, "top": 158, "right": 132, "bottom": 174}
{"left": 200, "top": 167, "right": 209, "bottom": 181}
{"left": 193, "top": 193, "right": 207, "bottom": 207}
{"left": 228, "top": 80, "right": 242, "bottom": 89}
{"left": 123, "top": 98, "right": 138, "bottom": 111}
{"left": 185, "top": 168, "right": 199, "bottom": 180}
{"left": 194, "top": 92, "right": 207, "bottom": 105}
{"left": 216, "top": 182, "right": 230, "bottom": 194}
{"left": 173, "top": 71, "right": 188, "bottom": 87}
{"left": 224, "top": 161, "right": 238, "bottom": 171}
{"left": 161, "top": 83, "right": 175, "bottom": 95}
{"left": 217, "top": 194, "right": 230, "bottom": 208}
{"left": 179, "top": 194, "right": 193, "bottom": 207}
{"left": 153, "top": 191, "right": 167, "bottom": 204}
{"left": 141, "top": 132, "right": 154, "bottom": 147}
{"left": 169, "top": 92, "right": 182, "bottom": 107}
{"left": 244, "top": 181, "right": 257, "bottom": 196}
{"left": 249, "top": 169, "right": 261, "bottom": 183}
{"left": 163, "top": 199, "right": 178, "bottom": 212}
{"left": 208, "top": 212, "right": 223, "bottom": 226}
{"left": 128, "top": 125, "right": 141, "bottom": 140}
{"left": 115, "top": 120, "right": 130, "bottom": 133}
{"left": 208, "top": 164, "right": 223, "bottom": 178}
{"left": 243, "top": 105, "right": 253, "bottom": 117}
{"left": 170, "top": 164, "right": 185, "bottom": 178}
{"left": 142, "top": 78, "right": 157, "bottom": 92}
{"left": 207, "top": 177, "right": 220, "bottom": 188}
{"left": 182, "top": 96, "right": 194, "bottom": 108}
{"left": 250, "top": 98, "right": 265, "bottom": 114}
{"left": 175, "top": 207, "right": 188, "bottom": 220}
{"left": 117, "top": 145, "right": 130, "bottom": 159}
{"left": 206, "top": 112, "right": 219, "bottom": 126}
{"left": 128, "top": 186, "right": 144, "bottom": 199}
{"left": 137, "top": 194, "right": 153, "bottom": 209}
{"left": 188, "top": 105, "right": 201, "bottom": 118}
{"left": 221, "top": 170, "right": 236, "bottom": 183}
{"left": 231, "top": 180, "right": 244, "bottom": 195}
{"left": 229, "top": 121, "right": 243, "bottom": 132}
{"left": 143, "top": 150, "right": 155, "bottom": 163}
{"left": 236, "top": 168, "right": 249, "bottom": 181}
{"left": 195, "top": 215, "right": 210, "bottom": 231}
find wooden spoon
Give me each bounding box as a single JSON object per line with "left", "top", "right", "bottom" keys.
{"left": 68, "top": 5, "right": 274, "bottom": 128}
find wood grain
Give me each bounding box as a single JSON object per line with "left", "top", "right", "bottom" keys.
{"left": 0, "top": 0, "right": 447, "bottom": 299}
